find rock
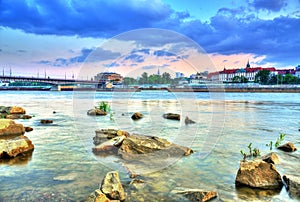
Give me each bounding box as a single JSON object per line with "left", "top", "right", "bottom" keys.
{"left": 283, "top": 175, "right": 300, "bottom": 198}
{"left": 53, "top": 111, "right": 57, "bottom": 114}
{"left": 93, "top": 135, "right": 126, "bottom": 154}
{"left": 86, "top": 189, "right": 110, "bottom": 202}
{"left": 118, "top": 134, "right": 193, "bottom": 160}
{"left": 131, "top": 112, "right": 143, "bottom": 120}
{"left": 93, "top": 129, "right": 129, "bottom": 146}
{"left": 9, "top": 106, "right": 26, "bottom": 114}
{"left": 277, "top": 142, "right": 297, "bottom": 152}
{"left": 261, "top": 152, "right": 279, "bottom": 164}
{"left": 0, "top": 135, "right": 34, "bottom": 158}
{"left": 40, "top": 119, "right": 53, "bottom": 124}
{"left": 172, "top": 189, "right": 218, "bottom": 202}
{"left": 235, "top": 159, "right": 283, "bottom": 189}
{"left": 185, "top": 116, "right": 196, "bottom": 125}
{"left": 24, "top": 126, "right": 33, "bottom": 132}
{"left": 163, "top": 113, "right": 180, "bottom": 120}
{"left": 101, "top": 171, "right": 125, "bottom": 201}
{"left": 5, "top": 114, "right": 21, "bottom": 119}
{"left": 21, "top": 115, "right": 32, "bottom": 119}
{"left": 0, "top": 119, "right": 25, "bottom": 138}
{"left": 87, "top": 108, "right": 107, "bottom": 116}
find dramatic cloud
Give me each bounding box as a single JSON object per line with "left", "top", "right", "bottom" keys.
{"left": 251, "top": 0, "right": 287, "bottom": 12}
{"left": 37, "top": 47, "right": 121, "bottom": 66}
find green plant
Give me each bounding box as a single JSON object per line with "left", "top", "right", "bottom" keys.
{"left": 97, "top": 101, "right": 111, "bottom": 113}
{"left": 253, "top": 148, "right": 260, "bottom": 157}
{"left": 247, "top": 143, "right": 252, "bottom": 156}
{"left": 266, "top": 141, "right": 273, "bottom": 150}
{"left": 240, "top": 150, "right": 247, "bottom": 161}
{"left": 109, "top": 112, "right": 115, "bottom": 121}
{"left": 275, "top": 133, "right": 285, "bottom": 148}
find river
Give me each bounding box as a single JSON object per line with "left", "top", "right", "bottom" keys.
{"left": 0, "top": 91, "right": 299, "bottom": 201}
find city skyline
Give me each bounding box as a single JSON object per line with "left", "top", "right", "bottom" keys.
{"left": 0, "top": 0, "right": 299, "bottom": 79}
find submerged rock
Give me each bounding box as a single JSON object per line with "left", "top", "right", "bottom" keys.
{"left": 101, "top": 171, "right": 125, "bottom": 201}
{"left": 172, "top": 189, "right": 218, "bottom": 202}
{"left": 86, "top": 189, "right": 110, "bottom": 202}
{"left": 283, "top": 175, "right": 300, "bottom": 199}
{"left": 40, "top": 119, "right": 53, "bottom": 124}
{"left": 185, "top": 116, "right": 196, "bottom": 125}
{"left": 277, "top": 142, "right": 297, "bottom": 152}
{"left": 0, "top": 119, "right": 25, "bottom": 138}
{"left": 118, "top": 134, "right": 193, "bottom": 160}
{"left": 92, "top": 135, "right": 126, "bottom": 154}
{"left": 163, "top": 113, "right": 180, "bottom": 120}
{"left": 131, "top": 112, "right": 143, "bottom": 120}
{"left": 87, "top": 108, "right": 107, "bottom": 116}
{"left": 0, "top": 135, "right": 34, "bottom": 158}
{"left": 261, "top": 152, "right": 280, "bottom": 164}
{"left": 235, "top": 159, "right": 283, "bottom": 189}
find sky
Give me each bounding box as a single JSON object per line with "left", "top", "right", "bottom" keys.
{"left": 0, "top": 0, "right": 299, "bottom": 79}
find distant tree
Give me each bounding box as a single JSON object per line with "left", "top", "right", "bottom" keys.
{"left": 232, "top": 76, "right": 241, "bottom": 83}
{"left": 162, "top": 72, "right": 171, "bottom": 84}
{"left": 255, "top": 70, "right": 270, "bottom": 85}
{"left": 283, "top": 74, "right": 299, "bottom": 84}
{"left": 232, "top": 76, "right": 248, "bottom": 83}
{"left": 268, "top": 75, "right": 278, "bottom": 85}
{"left": 139, "top": 72, "right": 148, "bottom": 84}
{"left": 123, "top": 77, "right": 137, "bottom": 85}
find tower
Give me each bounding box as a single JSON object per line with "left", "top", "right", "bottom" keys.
{"left": 157, "top": 67, "right": 160, "bottom": 76}
{"left": 246, "top": 60, "right": 250, "bottom": 68}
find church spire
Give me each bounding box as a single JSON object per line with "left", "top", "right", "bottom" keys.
{"left": 157, "top": 66, "right": 160, "bottom": 76}
{"left": 246, "top": 60, "right": 250, "bottom": 68}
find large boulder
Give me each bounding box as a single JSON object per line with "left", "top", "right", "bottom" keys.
{"left": 283, "top": 175, "right": 300, "bottom": 199}
{"left": 118, "top": 134, "right": 193, "bottom": 160}
{"left": 163, "top": 113, "right": 180, "bottom": 120}
{"left": 0, "top": 119, "right": 25, "bottom": 138}
{"left": 0, "top": 135, "right": 34, "bottom": 158}
{"left": 101, "top": 171, "right": 125, "bottom": 201}
{"left": 172, "top": 189, "right": 218, "bottom": 202}
{"left": 9, "top": 106, "right": 26, "bottom": 114}
{"left": 87, "top": 108, "right": 107, "bottom": 116}
{"left": 235, "top": 159, "right": 283, "bottom": 189}
{"left": 277, "top": 142, "right": 297, "bottom": 152}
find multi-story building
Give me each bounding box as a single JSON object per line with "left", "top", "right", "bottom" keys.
{"left": 94, "top": 72, "right": 123, "bottom": 85}
{"left": 208, "top": 61, "right": 277, "bottom": 82}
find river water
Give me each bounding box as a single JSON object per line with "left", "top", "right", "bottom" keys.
{"left": 0, "top": 91, "right": 299, "bottom": 201}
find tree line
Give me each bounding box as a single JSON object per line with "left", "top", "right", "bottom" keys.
{"left": 230, "top": 70, "right": 300, "bottom": 85}
{"left": 123, "top": 72, "right": 181, "bottom": 85}
{"left": 254, "top": 70, "right": 300, "bottom": 85}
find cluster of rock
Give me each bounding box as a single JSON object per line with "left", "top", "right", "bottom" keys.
{"left": 0, "top": 119, "right": 34, "bottom": 159}
{"left": 92, "top": 129, "right": 193, "bottom": 160}
{"left": 235, "top": 142, "right": 299, "bottom": 199}
{"left": 0, "top": 106, "right": 31, "bottom": 119}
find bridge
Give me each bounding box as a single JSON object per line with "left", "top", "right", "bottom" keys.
{"left": 0, "top": 75, "right": 110, "bottom": 91}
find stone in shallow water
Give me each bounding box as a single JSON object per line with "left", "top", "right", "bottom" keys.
{"left": 235, "top": 159, "right": 283, "bottom": 189}
{"left": 131, "top": 112, "right": 143, "bottom": 120}
{"left": 0, "top": 135, "right": 34, "bottom": 158}
{"left": 277, "top": 142, "right": 297, "bottom": 152}
{"left": 163, "top": 113, "right": 180, "bottom": 120}
{"left": 101, "top": 171, "right": 125, "bottom": 201}
{"left": 283, "top": 175, "right": 300, "bottom": 199}
{"left": 172, "top": 189, "right": 218, "bottom": 202}
{"left": 261, "top": 152, "right": 280, "bottom": 164}
{"left": 53, "top": 172, "right": 77, "bottom": 182}
{"left": 0, "top": 119, "right": 25, "bottom": 138}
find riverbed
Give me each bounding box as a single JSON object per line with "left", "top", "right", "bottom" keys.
{"left": 0, "top": 91, "right": 299, "bottom": 201}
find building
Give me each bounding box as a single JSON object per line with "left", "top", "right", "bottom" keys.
{"left": 189, "top": 72, "right": 208, "bottom": 84}
{"left": 94, "top": 72, "right": 123, "bottom": 85}
{"left": 208, "top": 61, "right": 276, "bottom": 82}
{"left": 295, "top": 65, "right": 300, "bottom": 78}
